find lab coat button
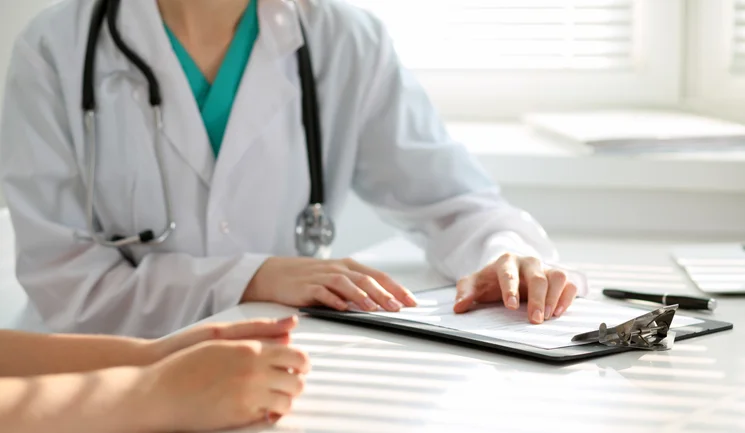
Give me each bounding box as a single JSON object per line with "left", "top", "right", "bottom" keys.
{"left": 220, "top": 221, "right": 230, "bottom": 234}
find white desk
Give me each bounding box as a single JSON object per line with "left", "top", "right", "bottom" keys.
{"left": 1, "top": 208, "right": 743, "bottom": 432}
{"left": 196, "top": 236, "right": 744, "bottom": 433}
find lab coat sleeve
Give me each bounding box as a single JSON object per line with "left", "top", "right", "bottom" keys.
{"left": 352, "top": 23, "right": 588, "bottom": 295}
{"left": 0, "top": 39, "right": 267, "bottom": 337}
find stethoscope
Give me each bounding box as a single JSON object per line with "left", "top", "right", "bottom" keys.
{"left": 80, "top": 0, "right": 335, "bottom": 259}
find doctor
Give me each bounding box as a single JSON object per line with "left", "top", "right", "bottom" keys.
{"left": 0, "top": 0, "right": 583, "bottom": 337}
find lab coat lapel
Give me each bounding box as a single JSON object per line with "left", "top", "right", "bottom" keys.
{"left": 214, "top": 0, "right": 303, "bottom": 182}
{"left": 120, "top": 0, "right": 215, "bottom": 186}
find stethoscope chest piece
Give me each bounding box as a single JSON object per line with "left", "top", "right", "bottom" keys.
{"left": 295, "top": 203, "right": 335, "bottom": 259}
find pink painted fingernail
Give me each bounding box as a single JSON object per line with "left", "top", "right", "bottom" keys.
{"left": 363, "top": 298, "right": 378, "bottom": 311}
{"left": 506, "top": 296, "right": 519, "bottom": 310}
{"left": 554, "top": 305, "right": 566, "bottom": 317}
{"left": 532, "top": 310, "right": 544, "bottom": 324}
{"left": 544, "top": 306, "right": 553, "bottom": 321}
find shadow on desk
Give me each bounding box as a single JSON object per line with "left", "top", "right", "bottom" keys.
{"left": 228, "top": 320, "right": 745, "bottom": 433}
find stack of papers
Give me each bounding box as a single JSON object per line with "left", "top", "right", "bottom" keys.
{"left": 524, "top": 110, "right": 745, "bottom": 154}
{"left": 672, "top": 243, "right": 745, "bottom": 294}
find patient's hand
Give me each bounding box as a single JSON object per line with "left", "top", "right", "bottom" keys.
{"left": 150, "top": 316, "right": 298, "bottom": 362}
{"left": 139, "top": 339, "right": 310, "bottom": 432}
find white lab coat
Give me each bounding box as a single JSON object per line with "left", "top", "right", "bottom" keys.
{"left": 0, "top": 0, "right": 563, "bottom": 337}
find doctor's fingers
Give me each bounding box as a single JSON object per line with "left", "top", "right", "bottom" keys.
{"left": 543, "top": 269, "right": 568, "bottom": 320}
{"left": 344, "top": 270, "right": 404, "bottom": 312}
{"left": 308, "top": 285, "right": 349, "bottom": 311}
{"left": 453, "top": 275, "right": 478, "bottom": 314}
{"left": 318, "top": 274, "right": 380, "bottom": 312}
{"left": 554, "top": 282, "right": 578, "bottom": 318}
{"left": 519, "top": 258, "right": 549, "bottom": 324}
{"left": 341, "top": 259, "right": 417, "bottom": 307}
{"left": 493, "top": 254, "right": 521, "bottom": 311}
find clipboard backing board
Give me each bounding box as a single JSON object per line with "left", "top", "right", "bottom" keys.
{"left": 300, "top": 298, "right": 733, "bottom": 364}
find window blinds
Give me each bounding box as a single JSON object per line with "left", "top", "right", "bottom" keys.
{"left": 347, "top": 0, "right": 636, "bottom": 70}
{"left": 733, "top": 0, "right": 745, "bottom": 72}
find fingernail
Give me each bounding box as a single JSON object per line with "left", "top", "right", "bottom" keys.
{"left": 363, "top": 298, "right": 378, "bottom": 311}
{"left": 506, "top": 296, "right": 519, "bottom": 310}
{"left": 544, "top": 306, "right": 553, "bottom": 321}
{"left": 388, "top": 299, "right": 403, "bottom": 311}
{"left": 335, "top": 300, "right": 348, "bottom": 310}
{"left": 554, "top": 305, "right": 565, "bottom": 317}
{"left": 532, "top": 310, "right": 544, "bottom": 324}
{"left": 279, "top": 316, "right": 296, "bottom": 323}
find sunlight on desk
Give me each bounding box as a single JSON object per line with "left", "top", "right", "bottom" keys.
{"left": 231, "top": 328, "right": 743, "bottom": 433}
{"left": 292, "top": 333, "right": 372, "bottom": 343}
{"left": 622, "top": 365, "right": 726, "bottom": 380}
{"left": 270, "top": 369, "right": 672, "bottom": 433}
{"left": 247, "top": 330, "right": 736, "bottom": 432}
{"left": 311, "top": 358, "right": 487, "bottom": 377}
{"left": 329, "top": 346, "right": 484, "bottom": 362}
{"left": 663, "top": 344, "right": 709, "bottom": 353}
{"left": 638, "top": 354, "right": 717, "bottom": 365}
{"left": 288, "top": 333, "right": 372, "bottom": 355}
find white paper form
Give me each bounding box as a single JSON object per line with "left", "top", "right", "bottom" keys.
{"left": 363, "top": 287, "right": 704, "bottom": 350}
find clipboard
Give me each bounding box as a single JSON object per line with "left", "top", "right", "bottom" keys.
{"left": 300, "top": 288, "right": 733, "bottom": 364}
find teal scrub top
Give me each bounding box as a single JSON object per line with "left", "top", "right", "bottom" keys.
{"left": 164, "top": 0, "right": 259, "bottom": 157}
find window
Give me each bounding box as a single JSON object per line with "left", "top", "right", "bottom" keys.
{"left": 351, "top": 0, "right": 635, "bottom": 71}
{"left": 733, "top": 0, "right": 745, "bottom": 72}
{"left": 347, "top": 0, "right": 682, "bottom": 119}
{"left": 685, "top": 0, "right": 745, "bottom": 119}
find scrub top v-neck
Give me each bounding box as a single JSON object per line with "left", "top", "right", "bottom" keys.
{"left": 164, "top": 0, "right": 259, "bottom": 157}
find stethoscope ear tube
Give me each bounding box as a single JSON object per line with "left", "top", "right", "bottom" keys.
{"left": 82, "top": 0, "right": 108, "bottom": 111}
{"left": 297, "top": 22, "right": 324, "bottom": 206}
{"left": 82, "top": 0, "right": 175, "bottom": 249}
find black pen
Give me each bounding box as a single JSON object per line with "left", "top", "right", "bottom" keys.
{"left": 602, "top": 288, "right": 718, "bottom": 311}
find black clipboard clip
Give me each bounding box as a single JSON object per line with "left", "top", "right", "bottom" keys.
{"left": 571, "top": 305, "right": 678, "bottom": 351}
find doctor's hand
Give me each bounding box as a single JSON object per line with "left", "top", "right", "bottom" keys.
{"left": 138, "top": 339, "right": 310, "bottom": 432}
{"left": 244, "top": 257, "right": 418, "bottom": 312}
{"left": 150, "top": 316, "right": 298, "bottom": 362}
{"left": 453, "top": 254, "right": 578, "bottom": 324}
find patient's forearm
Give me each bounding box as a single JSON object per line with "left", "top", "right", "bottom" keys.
{"left": 0, "top": 331, "right": 157, "bottom": 377}
{"left": 0, "top": 367, "right": 157, "bottom": 433}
